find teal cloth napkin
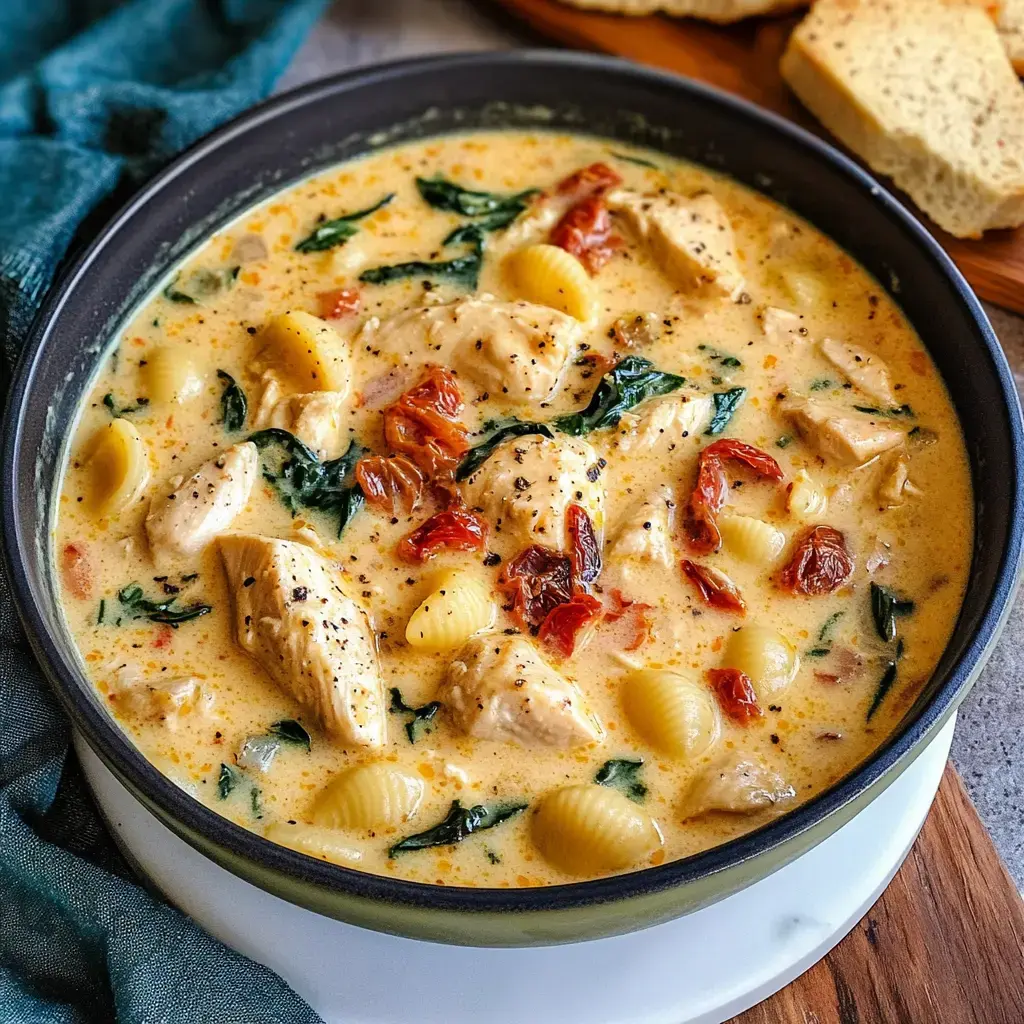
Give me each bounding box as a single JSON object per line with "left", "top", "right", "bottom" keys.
{"left": 0, "top": 2, "right": 330, "bottom": 1021}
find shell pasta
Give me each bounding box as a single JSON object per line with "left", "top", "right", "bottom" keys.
{"left": 54, "top": 130, "right": 971, "bottom": 887}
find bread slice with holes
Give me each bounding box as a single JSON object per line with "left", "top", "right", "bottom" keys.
{"left": 999, "top": 0, "right": 1024, "bottom": 71}
{"left": 553, "top": 0, "right": 806, "bottom": 21}
{"left": 781, "top": 0, "right": 1024, "bottom": 238}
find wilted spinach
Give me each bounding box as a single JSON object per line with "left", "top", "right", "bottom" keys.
{"left": 389, "top": 687, "right": 443, "bottom": 744}
{"left": 117, "top": 584, "right": 211, "bottom": 626}
{"left": 456, "top": 420, "right": 554, "bottom": 481}
{"left": 870, "top": 582, "right": 915, "bottom": 643}
{"left": 389, "top": 800, "right": 527, "bottom": 856}
{"left": 269, "top": 719, "right": 311, "bottom": 750}
{"left": 867, "top": 639, "right": 905, "bottom": 721}
{"left": 610, "top": 151, "right": 659, "bottom": 169}
{"left": 595, "top": 758, "right": 647, "bottom": 803}
{"left": 705, "top": 387, "right": 747, "bottom": 436}
{"left": 853, "top": 404, "right": 915, "bottom": 418}
{"left": 360, "top": 223, "right": 485, "bottom": 289}
{"left": 163, "top": 266, "right": 239, "bottom": 304}
{"left": 554, "top": 356, "right": 686, "bottom": 435}
{"left": 103, "top": 393, "right": 150, "bottom": 416}
{"left": 217, "top": 370, "right": 247, "bottom": 432}
{"left": 294, "top": 193, "right": 395, "bottom": 253}
{"left": 217, "top": 763, "right": 263, "bottom": 819}
{"left": 415, "top": 176, "right": 537, "bottom": 223}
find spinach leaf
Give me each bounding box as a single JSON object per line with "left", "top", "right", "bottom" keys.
{"left": 163, "top": 267, "right": 239, "bottom": 304}
{"left": 163, "top": 276, "right": 195, "bottom": 304}
{"left": 416, "top": 176, "right": 537, "bottom": 219}
{"left": 610, "top": 151, "right": 659, "bottom": 169}
{"left": 554, "top": 356, "right": 686, "bottom": 435}
{"left": 456, "top": 420, "right": 554, "bottom": 481}
{"left": 251, "top": 787, "right": 264, "bottom": 819}
{"left": 853, "top": 404, "right": 915, "bottom": 418}
{"left": 817, "top": 610, "right": 844, "bottom": 643}
{"left": 217, "top": 370, "right": 247, "bottom": 432}
{"left": 809, "top": 378, "right": 834, "bottom": 392}
{"left": 249, "top": 428, "right": 366, "bottom": 537}
{"left": 870, "top": 582, "right": 915, "bottom": 643}
{"left": 294, "top": 193, "right": 395, "bottom": 253}
{"left": 595, "top": 758, "right": 647, "bottom": 803}
{"left": 97, "top": 599, "right": 105, "bottom": 625}
{"left": 867, "top": 639, "right": 904, "bottom": 721}
{"left": 389, "top": 799, "right": 526, "bottom": 856}
{"left": 360, "top": 224, "right": 485, "bottom": 290}
{"left": 218, "top": 763, "right": 244, "bottom": 799}
{"left": 118, "top": 584, "right": 211, "bottom": 626}
{"left": 269, "top": 719, "right": 311, "bottom": 750}
{"left": 697, "top": 344, "right": 741, "bottom": 369}
{"left": 705, "top": 387, "right": 747, "bottom": 435}
{"left": 103, "top": 393, "right": 150, "bottom": 416}
{"left": 806, "top": 648, "right": 832, "bottom": 658}
{"left": 389, "top": 687, "right": 443, "bottom": 744}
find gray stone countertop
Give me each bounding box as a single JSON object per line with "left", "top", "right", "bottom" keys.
{"left": 281, "top": 0, "right": 1024, "bottom": 887}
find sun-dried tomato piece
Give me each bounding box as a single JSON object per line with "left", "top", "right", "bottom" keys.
{"left": 683, "top": 439, "right": 785, "bottom": 554}
{"left": 355, "top": 454, "right": 426, "bottom": 515}
{"left": 397, "top": 506, "right": 488, "bottom": 563}
{"left": 681, "top": 560, "right": 746, "bottom": 615}
{"left": 556, "top": 162, "right": 623, "bottom": 200}
{"left": 383, "top": 367, "right": 471, "bottom": 477}
{"left": 61, "top": 542, "right": 92, "bottom": 600}
{"left": 604, "top": 588, "right": 654, "bottom": 651}
{"left": 707, "top": 667, "right": 763, "bottom": 724}
{"left": 498, "top": 545, "right": 574, "bottom": 629}
{"left": 566, "top": 503, "right": 602, "bottom": 587}
{"left": 779, "top": 525, "right": 854, "bottom": 595}
{"left": 538, "top": 593, "right": 604, "bottom": 658}
{"left": 551, "top": 196, "right": 622, "bottom": 274}
{"left": 317, "top": 287, "right": 362, "bottom": 320}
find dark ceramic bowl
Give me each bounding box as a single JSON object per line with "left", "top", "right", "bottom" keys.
{"left": 4, "top": 52, "right": 1023, "bottom": 947}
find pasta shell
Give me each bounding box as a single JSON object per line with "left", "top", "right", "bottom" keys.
{"left": 85, "top": 418, "right": 150, "bottom": 515}
{"left": 259, "top": 310, "right": 350, "bottom": 392}
{"left": 787, "top": 470, "right": 828, "bottom": 521}
{"left": 142, "top": 346, "right": 202, "bottom": 403}
{"left": 622, "top": 668, "right": 720, "bottom": 759}
{"left": 723, "top": 625, "right": 800, "bottom": 699}
{"left": 264, "top": 822, "right": 363, "bottom": 866}
{"left": 312, "top": 763, "right": 424, "bottom": 831}
{"left": 405, "top": 571, "right": 497, "bottom": 650}
{"left": 718, "top": 514, "right": 786, "bottom": 566}
{"left": 531, "top": 784, "right": 662, "bottom": 875}
{"left": 503, "top": 244, "right": 598, "bottom": 321}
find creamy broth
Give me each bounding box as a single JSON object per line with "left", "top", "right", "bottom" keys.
{"left": 55, "top": 131, "right": 972, "bottom": 886}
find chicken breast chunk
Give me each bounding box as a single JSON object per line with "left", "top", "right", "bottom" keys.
{"left": 784, "top": 398, "right": 905, "bottom": 465}
{"left": 217, "top": 534, "right": 384, "bottom": 747}
{"left": 609, "top": 392, "right": 713, "bottom": 456}
{"left": 610, "top": 189, "right": 746, "bottom": 300}
{"left": 680, "top": 751, "right": 795, "bottom": 818}
{"left": 363, "top": 297, "right": 580, "bottom": 404}
{"left": 461, "top": 433, "right": 604, "bottom": 550}
{"left": 608, "top": 486, "right": 675, "bottom": 569}
{"left": 820, "top": 338, "right": 897, "bottom": 406}
{"left": 146, "top": 442, "right": 258, "bottom": 565}
{"left": 760, "top": 306, "right": 807, "bottom": 346}
{"left": 254, "top": 381, "right": 350, "bottom": 460}
{"left": 440, "top": 634, "right": 603, "bottom": 747}
{"left": 112, "top": 676, "right": 213, "bottom": 731}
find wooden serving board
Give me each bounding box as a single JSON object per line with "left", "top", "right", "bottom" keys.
{"left": 493, "top": 0, "right": 1024, "bottom": 314}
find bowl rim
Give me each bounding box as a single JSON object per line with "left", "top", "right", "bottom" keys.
{"left": 5, "top": 49, "right": 1023, "bottom": 916}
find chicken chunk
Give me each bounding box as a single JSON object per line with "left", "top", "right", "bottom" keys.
{"left": 363, "top": 298, "right": 580, "bottom": 404}
{"left": 254, "top": 382, "right": 349, "bottom": 460}
{"left": 145, "top": 443, "right": 258, "bottom": 565}
{"left": 440, "top": 634, "right": 603, "bottom": 747}
{"left": 680, "top": 751, "right": 795, "bottom": 818}
{"left": 759, "top": 306, "right": 807, "bottom": 346}
{"left": 821, "top": 338, "right": 897, "bottom": 406}
{"left": 217, "top": 535, "right": 384, "bottom": 747}
{"left": 608, "top": 487, "right": 675, "bottom": 569}
{"left": 610, "top": 392, "right": 714, "bottom": 456}
{"left": 783, "top": 398, "right": 905, "bottom": 466}
{"left": 112, "top": 676, "right": 213, "bottom": 731}
{"left": 877, "top": 448, "right": 919, "bottom": 507}
{"left": 461, "top": 434, "right": 604, "bottom": 550}
{"left": 610, "top": 189, "right": 746, "bottom": 300}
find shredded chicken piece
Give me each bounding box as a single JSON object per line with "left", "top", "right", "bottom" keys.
{"left": 783, "top": 398, "right": 905, "bottom": 465}
{"left": 681, "top": 751, "right": 795, "bottom": 818}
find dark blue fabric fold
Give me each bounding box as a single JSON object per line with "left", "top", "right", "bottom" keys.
{"left": 0, "top": 2, "right": 327, "bottom": 1021}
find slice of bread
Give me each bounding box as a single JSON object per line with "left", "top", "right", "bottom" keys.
{"left": 781, "top": 0, "right": 1024, "bottom": 238}
{"left": 553, "top": 0, "right": 806, "bottom": 22}
{"left": 999, "top": 0, "right": 1024, "bottom": 71}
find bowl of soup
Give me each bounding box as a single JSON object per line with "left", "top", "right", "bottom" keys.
{"left": 4, "top": 52, "right": 1022, "bottom": 946}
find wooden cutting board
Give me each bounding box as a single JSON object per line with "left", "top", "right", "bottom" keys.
{"left": 493, "top": 0, "right": 1024, "bottom": 314}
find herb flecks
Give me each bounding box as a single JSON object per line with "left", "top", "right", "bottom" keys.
{"left": 217, "top": 370, "right": 247, "bottom": 432}
{"left": 294, "top": 193, "right": 395, "bottom": 253}
{"left": 117, "top": 584, "right": 211, "bottom": 626}
{"left": 595, "top": 758, "right": 648, "bottom": 803}
{"left": 457, "top": 420, "right": 554, "bottom": 481}
{"left": 554, "top": 356, "right": 686, "bottom": 435}
{"left": 389, "top": 799, "right": 526, "bottom": 856}
{"left": 854, "top": 404, "right": 915, "bottom": 418}
{"left": 217, "top": 763, "right": 263, "bottom": 819}
{"left": 103, "top": 393, "right": 150, "bottom": 417}
{"left": 867, "top": 639, "right": 904, "bottom": 721}
{"left": 610, "top": 151, "right": 659, "bottom": 169}
{"left": 389, "top": 687, "right": 442, "bottom": 744}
